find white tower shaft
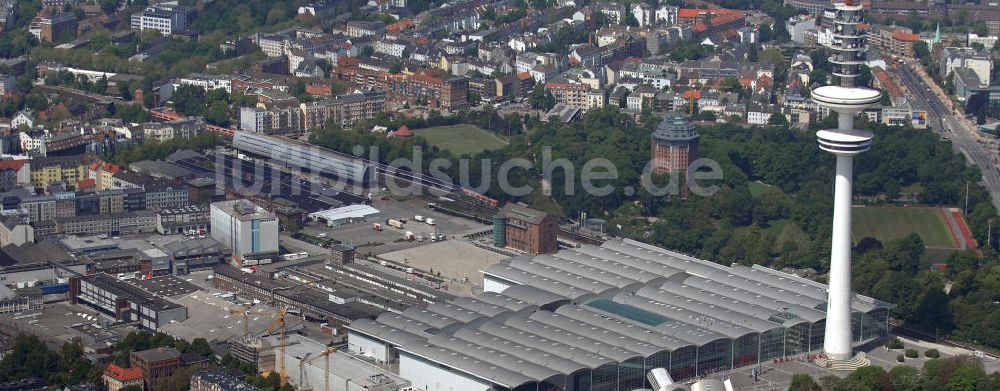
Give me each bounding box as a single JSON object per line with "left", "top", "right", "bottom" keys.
{"left": 811, "top": 0, "right": 879, "bottom": 362}
{"left": 825, "top": 153, "right": 854, "bottom": 360}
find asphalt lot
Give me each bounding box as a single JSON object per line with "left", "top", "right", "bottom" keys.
{"left": 300, "top": 196, "right": 489, "bottom": 256}
{"left": 378, "top": 240, "right": 507, "bottom": 292}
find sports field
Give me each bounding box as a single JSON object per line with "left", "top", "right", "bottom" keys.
{"left": 415, "top": 125, "right": 508, "bottom": 156}
{"left": 852, "top": 206, "right": 957, "bottom": 248}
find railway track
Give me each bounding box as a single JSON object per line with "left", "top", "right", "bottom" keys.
{"left": 889, "top": 320, "right": 999, "bottom": 358}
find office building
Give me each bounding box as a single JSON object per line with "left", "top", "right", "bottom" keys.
{"left": 131, "top": 2, "right": 193, "bottom": 36}
{"left": 210, "top": 200, "right": 279, "bottom": 265}
{"left": 31, "top": 13, "right": 77, "bottom": 43}
{"left": 69, "top": 273, "right": 188, "bottom": 331}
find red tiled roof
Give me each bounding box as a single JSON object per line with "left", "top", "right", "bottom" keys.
{"left": 0, "top": 160, "right": 27, "bottom": 171}
{"left": 516, "top": 72, "right": 533, "bottom": 81}
{"left": 891, "top": 31, "right": 920, "bottom": 42}
{"left": 77, "top": 178, "right": 96, "bottom": 189}
{"left": 104, "top": 364, "right": 142, "bottom": 382}
{"left": 683, "top": 90, "right": 702, "bottom": 100}
{"left": 394, "top": 125, "right": 412, "bottom": 137}
{"left": 678, "top": 9, "right": 702, "bottom": 19}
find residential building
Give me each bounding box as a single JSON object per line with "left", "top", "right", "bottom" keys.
{"left": 0, "top": 160, "right": 30, "bottom": 190}
{"left": 10, "top": 109, "right": 33, "bottom": 128}
{"left": 396, "top": 71, "right": 468, "bottom": 110}
{"left": 546, "top": 80, "right": 593, "bottom": 111}
{"left": 29, "top": 155, "right": 88, "bottom": 187}
{"left": 239, "top": 106, "right": 303, "bottom": 134}
{"left": 940, "top": 47, "right": 993, "bottom": 86}
{"left": 651, "top": 112, "right": 699, "bottom": 175}
{"left": 785, "top": 15, "right": 816, "bottom": 44}
{"left": 870, "top": 27, "right": 919, "bottom": 58}
{"left": 102, "top": 364, "right": 143, "bottom": 391}
{"left": 345, "top": 21, "right": 385, "bottom": 38}
{"left": 747, "top": 103, "right": 776, "bottom": 125}
{"left": 0, "top": 73, "right": 15, "bottom": 96}
{"left": 210, "top": 200, "right": 279, "bottom": 265}
{"left": 177, "top": 74, "right": 232, "bottom": 93}
{"left": 783, "top": 0, "right": 827, "bottom": 16}
{"left": 0, "top": 216, "right": 34, "bottom": 247}
{"left": 299, "top": 89, "right": 386, "bottom": 130}
{"left": 495, "top": 203, "right": 558, "bottom": 255}
{"left": 142, "top": 117, "right": 204, "bottom": 143}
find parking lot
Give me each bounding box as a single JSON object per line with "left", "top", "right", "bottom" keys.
{"left": 378, "top": 240, "right": 507, "bottom": 292}
{"left": 299, "top": 196, "right": 489, "bottom": 256}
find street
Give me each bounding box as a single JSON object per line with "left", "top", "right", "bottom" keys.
{"left": 895, "top": 65, "right": 1000, "bottom": 213}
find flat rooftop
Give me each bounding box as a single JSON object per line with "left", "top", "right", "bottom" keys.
{"left": 211, "top": 200, "right": 275, "bottom": 221}
{"left": 129, "top": 275, "right": 202, "bottom": 298}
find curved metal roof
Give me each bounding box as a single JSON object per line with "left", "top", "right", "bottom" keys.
{"left": 402, "top": 342, "right": 536, "bottom": 388}
{"left": 507, "top": 257, "right": 619, "bottom": 293}
{"left": 351, "top": 238, "right": 895, "bottom": 389}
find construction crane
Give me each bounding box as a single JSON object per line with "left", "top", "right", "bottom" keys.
{"left": 261, "top": 306, "right": 289, "bottom": 384}
{"left": 300, "top": 347, "right": 337, "bottom": 391}
{"left": 228, "top": 304, "right": 250, "bottom": 338}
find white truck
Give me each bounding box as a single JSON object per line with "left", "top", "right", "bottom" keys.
{"left": 425, "top": 218, "right": 436, "bottom": 225}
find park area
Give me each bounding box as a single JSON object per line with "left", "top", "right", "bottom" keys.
{"left": 415, "top": 124, "right": 508, "bottom": 156}
{"left": 852, "top": 206, "right": 962, "bottom": 250}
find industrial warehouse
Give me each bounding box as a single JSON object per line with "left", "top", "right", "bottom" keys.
{"left": 346, "top": 238, "right": 893, "bottom": 391}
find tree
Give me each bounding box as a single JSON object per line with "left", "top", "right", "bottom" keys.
{"left": 99, "top": 0, "right": 118, "bottom": 14}
{"left": 204, "top": 100, "right": 230, "bottom": 126}
{"left": 914, "top": 40, "right": 931, "bottom": 59}
{"left": 767, "top": 112, "right": 788, "bottom": 126}
{"left": 789, "top": 374, "right": 821, "bottom": 391}
{"left": 171, "top": 84, "right": 207, "bottom": 116}
{"left": 528, "top": 84, "right": 555, "bottom": 111}
{"left": 946, "top": 361, "right": 986, "bottom": 391}
{"left": 189, "top": 338, "right": 212, "bottom": 357}
{"left": 889, "top": 366, "right": 919, "bottom": 391}
{"left": 624, "top": 12, "right": 639, "bottom": 27}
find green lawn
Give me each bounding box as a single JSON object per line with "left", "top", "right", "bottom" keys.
{"left": 852, "top": 206, "right": 957, "bottom": 248}
{"left": 747, "top": 181, "right": 771, "bottom": 198}
{"left": 415, "top": 125, "right": 508, "bottom": 156}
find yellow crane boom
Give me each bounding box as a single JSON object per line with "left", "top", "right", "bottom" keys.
{"left": 300, "top": 347, "right": 337, "bottom": 391}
